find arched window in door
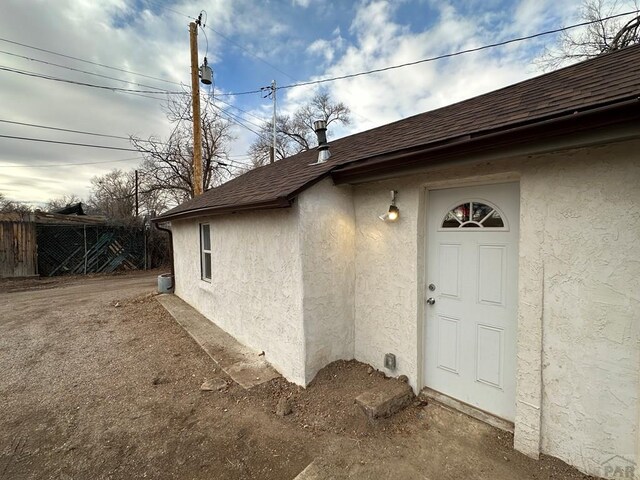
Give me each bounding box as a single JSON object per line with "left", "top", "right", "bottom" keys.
{"left": 441, "top": 201, "right": 506, "bottom": 229}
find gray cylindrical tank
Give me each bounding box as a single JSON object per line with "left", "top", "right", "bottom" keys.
{"left": 157, "top": 273, "right": 174, "bottom": 294}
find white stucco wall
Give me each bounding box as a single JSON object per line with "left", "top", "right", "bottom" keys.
{"left": 298, "top": 178, "right": 356, "bottom": 383}
{"left": 523, "top": 147, "right": 640, "bottom": 478}
{"left": 351, "top": 139, "right": 640, "bottom": 477}
{"left": 353, "top": 184, "right": 423, "bottom": 391}
{"left": 169, "top": 137, "right": 639, "bottom": 478}
{"left": 170, "top": 178, "right": 357, "bottom": 387}
{"left": 171, "top": 207, "right": 306, "bottom": 385}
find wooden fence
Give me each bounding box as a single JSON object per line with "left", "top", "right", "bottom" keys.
{"left": 0, "top": 220, "right": 38, "bottom": 278}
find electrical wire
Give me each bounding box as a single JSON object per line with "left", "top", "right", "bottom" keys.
{"left": 0, "top": 134, "right": 140, "bottom": 152}
{"left": 213, "top": 88, "right": 265, "bottom": 97}
{"left": 210, "top": 103, "right": 265, "bottom": 138}
{"left": 142, "top": 0, "right": 195, "bottom": 21}
{"left": 0, "top": 49, "right": 172, "bottom": 92}
{"left": 140, "top": 0, "right": 296, "bottom": 82}
{"left": 4, "top": 5, "right": 635, "bottom": 174}
{"left": 213, "top": 96, "right": 269, "bottom": 123}
{"left": 216, "top": 104, "right": 265, "bottom": 131}
{"left": 204, "top": 24, "right": 296, "bottom": 82}
{"left": 0, "top": 36, "right": 182, "bottom": 86}
{"left": 203, "top": 92, "right": 266, "bottom": 131}
{"left": 275, "top": 9, "right": 640, "bottom": 92}
{"left": 0, "top": 119, "right": 172, "bottom": 147}
{"left": 0, "top": 157, "right": 144, "bottom": 168}
{"left": 198, "top": 8, "right": 640, "bottom": 97}
{"left": 3, "top": 8, "right": 638, "bottom": 102}
{"left": 0, "top": 119, "right": 132, "bottom": 141}
{"left": 199, "top": 11, "right": 209, "bottom": 60}
{"left": 0, "top": 64, "right": 183, "bottom": 94}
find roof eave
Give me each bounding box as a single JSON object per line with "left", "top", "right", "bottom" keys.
{"left": 331, "top": 96, "right": 640, "bottom": 184}
{"left": 152, "top": 197, "right": 292, "bottom": 223}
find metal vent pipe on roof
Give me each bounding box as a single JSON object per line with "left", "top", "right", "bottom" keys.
{"left": 313, "top": 119, "right": 331, "bottom": 163}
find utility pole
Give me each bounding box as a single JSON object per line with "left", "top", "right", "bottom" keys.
{"left": 134, "top": 169, "right": 139, "bottom": 217}
{"left": 263, "top": 81, "right": 277, "bottom": 163}
{"left": 189, "top": 20, "right": 204, "bottom": 196}
{"left": 271, "top": 80, "right": 276, "bottom": 164}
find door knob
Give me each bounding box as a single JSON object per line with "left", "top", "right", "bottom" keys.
{"left": 426, "top": 297, "right": 436, "bottom": 305}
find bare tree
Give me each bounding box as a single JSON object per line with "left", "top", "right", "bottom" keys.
{"left": 248, "top": 91, "right": 351, "bottom": 168}
{"left": 87, "top": 169, "right": 167, "bottom": 224}
{"left": 87, "top": 169, "right": 136, "bottom": 223}
{"left": 0, "top": 192, "right": 31, "bottom": 214}
{"left": 537, "top": 0, "right": 640, "bottom": 71}
{"left": 131, "top": 93, "right": 235, "bottom": 205}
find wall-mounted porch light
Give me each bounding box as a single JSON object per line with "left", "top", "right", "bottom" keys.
{"left": 379, "top": 190, "right": 399, "bottom": 222}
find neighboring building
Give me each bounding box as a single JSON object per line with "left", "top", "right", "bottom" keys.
{"left": 154, "top": 45, "right": 640, "bottom": 477}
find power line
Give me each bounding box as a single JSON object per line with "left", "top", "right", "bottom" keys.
{"left": 204, "top": 24, "right": 296, "bottom": 82}
{"left": 140, "top": 0, "right": 296, "bottom": 82}
{"left": 214, "top": 88, "right": 265, "bottom": 97}
{"left": 142, "top": 0, "right": 195, "bottom": 21}
{"left": 0, "top": 119, "right": 173, "bottom": 146}
{"left": 0, "top": 64, "right": 183, "bottom": 95}
{"left": 0, "top": 134, "right": 140, "bottom": 152}
{"left": 0, "top": 49, "right": 172, "bottom": 92}
{"left": 210, "top": 103, "right": 264, "bottom": 138}
{"left": 276, "top": 9, "right": 640, "bottom": 92}
{"left": 207, "top": 96, "right": 265, "bottom": 131}
{"left": 0, "top": 156, "right": 143, "bottom": 168}
{"left": 212, "top": 95, "right": 269, "bottom": 123}
{"left": 0, "top": 119, "right": 132, "bottom": 141}
{"left": 0, "top": 36, "right": 182, "bottom": 86}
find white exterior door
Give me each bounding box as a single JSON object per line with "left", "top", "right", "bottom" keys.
{"left": 424, "top": 182, "right": 519, "bottom": 421}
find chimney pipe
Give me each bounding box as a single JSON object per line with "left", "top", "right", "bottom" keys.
{"left": 312, "top": 119, "right": 331, "bottom": 164}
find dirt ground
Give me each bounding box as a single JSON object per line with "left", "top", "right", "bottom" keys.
{"left": 0, "top": 272, "right": 597, "bottom": 480}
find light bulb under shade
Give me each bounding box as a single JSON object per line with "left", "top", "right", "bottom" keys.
{"left": 387, "top": 205, "right": 400, "bottom": 221}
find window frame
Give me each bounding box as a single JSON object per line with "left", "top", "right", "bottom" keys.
{"left": 199, "top": 223, "right": 212, "bottom": 282}
{"left": 438, "top": 199, "right": 509, "bottom": 232}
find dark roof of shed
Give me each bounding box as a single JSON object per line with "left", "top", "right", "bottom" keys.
{"left": 157, "top": 44, "right": 640, "bottom": 221}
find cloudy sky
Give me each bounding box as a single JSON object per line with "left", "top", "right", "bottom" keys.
{"left": 0, "top": 0, "right": 634, "bottom": 206}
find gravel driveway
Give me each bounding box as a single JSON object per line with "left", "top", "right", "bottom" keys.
{"left": 0, "top": 272, "right": 595, "bottom": 480}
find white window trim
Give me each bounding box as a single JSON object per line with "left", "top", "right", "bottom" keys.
{"left": 200, "top": 223, "right": 212, "bottom": 282}
{"left": 438, "top": 198, "right": 510, "bottom": 232}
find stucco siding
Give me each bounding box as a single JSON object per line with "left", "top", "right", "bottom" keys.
{"left": 351, "top": 139, "right": 640, "bottom": 477}
{"left": 525, "top": 148, "right": 640, "bottom": 477}
{"left": 298, "top": 178, "right": 356, "bottom": 384}
{"left": 168, "top": 138, "right": 639, "bottom": 478}
{"left": 353, "top": 184, "right": 422, "bottom": 390}
{"left": 171, "top": 207, "right": 306, "bottom": 385}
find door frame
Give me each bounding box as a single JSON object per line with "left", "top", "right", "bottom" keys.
{"left": 416, "top": 173, "right": 543, "bottom": 455}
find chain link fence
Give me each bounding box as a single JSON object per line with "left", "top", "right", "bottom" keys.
{"left": 36, "top": 224, "right": 147, "bottom": 277}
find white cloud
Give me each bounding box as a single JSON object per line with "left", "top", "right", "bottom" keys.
{"left": 0, "top": 0, "right": 241, "bottom": 205}
{"left": 0, "top": 0, "right": 590, "bottom": 206}
{"left": 283, "top": 0, "right": 574, "bottom": 137}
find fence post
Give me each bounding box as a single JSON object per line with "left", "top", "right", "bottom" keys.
{"left": 83, "top": 224, "right": 87, "bottom": 275}
{"left": 144, "top": 227, "right": 148, "bottom": 270}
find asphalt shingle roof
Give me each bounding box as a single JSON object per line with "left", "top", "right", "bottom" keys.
{"left": 158, "top": 44, "right": 640, "bottom": 221}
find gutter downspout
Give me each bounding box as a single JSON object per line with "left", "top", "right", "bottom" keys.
{"left": 155, "top": 222, "right": 174, "bottom": 291}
